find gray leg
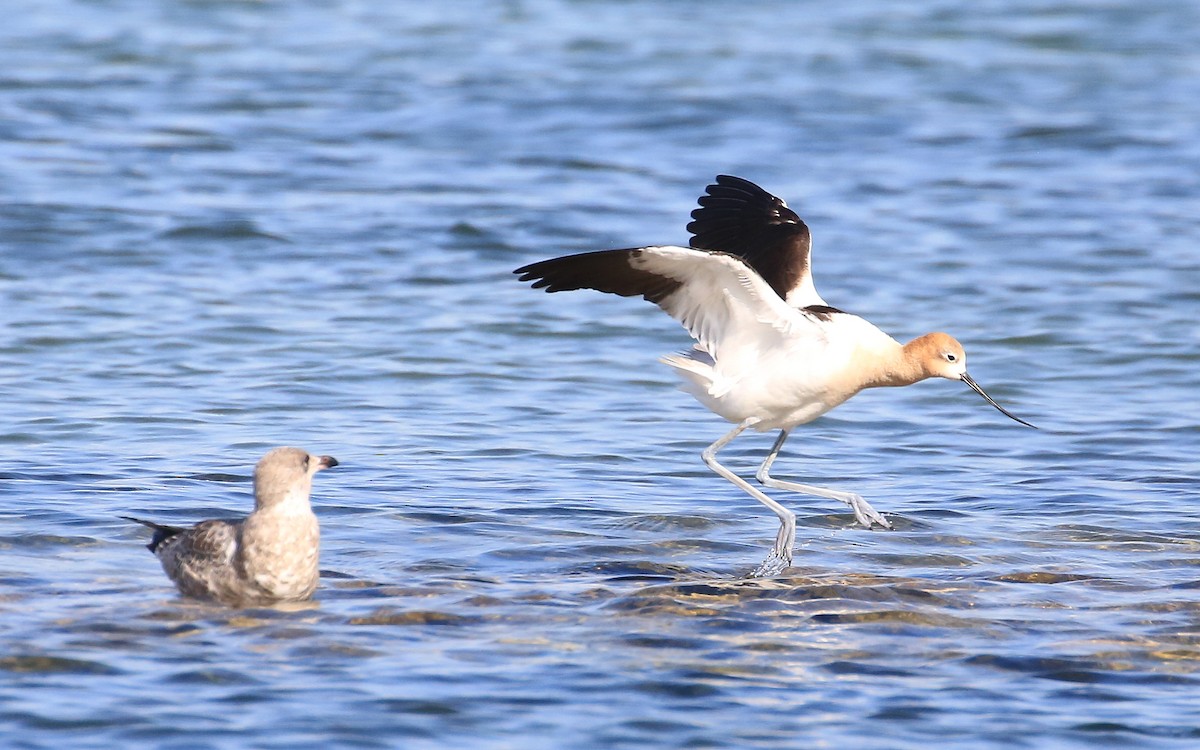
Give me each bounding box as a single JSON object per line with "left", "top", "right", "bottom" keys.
{"left": 702, "top": 419, "right": 795, "bottom": 577}
{"left": 755, "top": 430, "right": 892, "bottom": 529}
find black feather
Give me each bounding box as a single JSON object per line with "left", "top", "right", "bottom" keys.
{"left": 800, "top": 304, "right": 847, "bottom": 322}
{"left": 121, "top": 516, "right": 185, "bottom": 554}
{"left": 687, "top": 175, "right": 813, "bottom": 302}
{"left": 514, "top": 248, "right": 682, "bottom": 304}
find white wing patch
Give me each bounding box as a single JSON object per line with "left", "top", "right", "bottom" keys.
{"left": 784, "top": 270, "right": 826, "bottom": 309}
{"left": 629, "top": 246, "right": 822, "bottom": 360}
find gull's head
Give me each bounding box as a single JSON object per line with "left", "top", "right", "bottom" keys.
{"left": 253, "top": 446, "right": 339, "bottom": 510}
{"left": 909, "top": 332, "right": 1036, "bottom": 429}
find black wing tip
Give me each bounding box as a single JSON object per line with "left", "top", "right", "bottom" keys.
{"left": 712, "top": 174, "right": 762, "bottom": 190}
{"left": 704, "top": 174, "right": 778, "bottom": 201}
{"left": 513, "top": 265, "right": 571, "bottom": 292}
{"left": 513, "top": 249, "right": 645, "bottom": 292}
{"left": 800, "top": 304, "right": 846, "bottom": 322}
{"left": 511, "top": 248, "right": 682, "bottom": 303}
{"left": 513, "top": 260, "right": 557, "bottom": 289}
{"left": 147, "top": 526, "right": 185, "bottom": 554}
{"left": 690, "top": 175, "right": 801, "bottom": 226}
{"left": 122, "top": 516, "right": 184, "bottom": 554}
{"left": 685, "top": 214, "right": 808, "bottom": 236}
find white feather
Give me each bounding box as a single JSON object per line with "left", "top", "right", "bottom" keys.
{"left": 629, "top": 246, "right": 822, "bottom": 362}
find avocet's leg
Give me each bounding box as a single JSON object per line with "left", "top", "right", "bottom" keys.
{"left": 702, "top": 419, "right": 795, "bottom": 578}
{"left": 756, "top": 430, "right": 892, "bottom": 530}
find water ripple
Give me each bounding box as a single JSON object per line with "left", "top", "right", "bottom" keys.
{"left": 2, "top": 0, "right": 1199, "bottom": 747}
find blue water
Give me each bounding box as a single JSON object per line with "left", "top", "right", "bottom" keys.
{"left": 2, "top": 1, "right": 1199, "bottom": 747}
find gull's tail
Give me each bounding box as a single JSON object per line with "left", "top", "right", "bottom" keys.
{"left": 121, "top": 516, "right": 186, "bottom": 554}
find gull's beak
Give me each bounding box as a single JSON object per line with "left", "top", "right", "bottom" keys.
{"left": 961, "top": 373, "right": 1037, "bottom": 428}
{"left": 317, "top": 455, "right": 339, "bottom": 470}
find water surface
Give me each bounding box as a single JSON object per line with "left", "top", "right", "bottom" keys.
{"left": 2, "top": 1, "right": 1199, "bottom": 748}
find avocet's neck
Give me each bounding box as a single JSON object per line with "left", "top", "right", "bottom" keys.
{"left": 855, "top": 335, "right": 939, "bottom": 390}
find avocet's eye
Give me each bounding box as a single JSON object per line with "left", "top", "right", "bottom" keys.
{"left": 301, "top": 455, "right": 310, "bottom": 470}
{"left": 945, "top": 353, "right": 958, "bottom": 363}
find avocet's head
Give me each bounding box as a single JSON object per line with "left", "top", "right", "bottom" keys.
{"left": 917, "top": 332, "right": 968, "bottom": 380}
{"left": 253, "top": 447, "right": 339, "bottom": 510}
{"left": 913, "top": 332, "right": 1036, "bottom": 428}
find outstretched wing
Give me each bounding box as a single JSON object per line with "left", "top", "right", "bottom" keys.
{"left": 687, "top": 175, "right": 826, "bottom": 308}
{"left": 514, "top": 245, "right": 819, "bottom": 361}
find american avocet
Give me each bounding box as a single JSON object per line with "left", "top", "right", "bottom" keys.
{"left": 515, "top": 175, "right": 1035, "bottom": 577}
{"left": 124, "top": 447, "right": 338, "bottom": 606}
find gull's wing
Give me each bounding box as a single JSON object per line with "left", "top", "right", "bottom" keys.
{"left": 514, "top": 245, "right": 822, "bottom": 361}
{"left": 149, "top": 518, "right": 239, "bottom": 587}
{"left": 687, "top": 175, "right": 826, "bottom": 308}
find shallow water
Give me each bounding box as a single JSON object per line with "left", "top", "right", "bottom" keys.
{"left": 2, "top": 0, "right": 1199, "bottom": 747}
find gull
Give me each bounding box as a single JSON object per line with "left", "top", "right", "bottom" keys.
{"left": 514, "top": 175, "right": 1034, "bottom": 577}
{"left": 124, "top": 447, "right": 339, "bottom": 606}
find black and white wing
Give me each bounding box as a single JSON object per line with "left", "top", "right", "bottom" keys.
{"left": 687, "top": 175, "right": 827, "bottom": 309}
{"left": 514, "top": 246, "right": 820, "bottom": 362}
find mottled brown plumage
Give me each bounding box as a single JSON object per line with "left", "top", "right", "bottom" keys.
{"left": 125, "top": 447, "right": 338, "bottom": 606}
